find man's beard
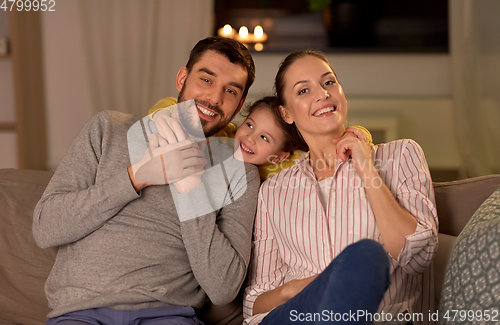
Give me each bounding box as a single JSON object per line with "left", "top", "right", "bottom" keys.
{"left": 178, "top": 84, "right": 236, "bottom": 138}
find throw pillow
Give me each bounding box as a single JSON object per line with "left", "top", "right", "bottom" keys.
{"left": 438, "top": 186, "right": 500, "bottom": 324}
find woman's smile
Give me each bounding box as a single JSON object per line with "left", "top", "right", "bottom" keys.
{"left": 312, "top": 105, "right": 337, "bottom": 117}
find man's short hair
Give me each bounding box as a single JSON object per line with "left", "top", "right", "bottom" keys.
{"left": 185, "top": 36, "right": 255, "bottom": 98}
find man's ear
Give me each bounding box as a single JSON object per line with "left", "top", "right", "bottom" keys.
{"left": 279, "top": 105, "right": 293, "bottom": 124}
{"left": 176, "top": 66, "right": 188, "bottom": 93}
{"left": 271, "top": 151, "right": 290, "bottom": 164}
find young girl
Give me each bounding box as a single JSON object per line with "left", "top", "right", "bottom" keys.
{"left": 233, "top": 96, "right": 309, "bottom": 180}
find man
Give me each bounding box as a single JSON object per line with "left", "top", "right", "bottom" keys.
{"left": 33, "top": 36, "right": 260, "bottom": 325}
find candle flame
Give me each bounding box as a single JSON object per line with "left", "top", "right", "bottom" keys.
{"left": 254, "top": 26, "right": 264, "bottom": 38}
{"left": 223, "top": 24, "right": 232, "bottom": 35}
{"left": 239, "top": 26, "right": 249, "bottom": 38}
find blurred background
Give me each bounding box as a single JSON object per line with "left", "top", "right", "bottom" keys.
{"left": 0, "top": 0, "right": 498, "bottom": 181}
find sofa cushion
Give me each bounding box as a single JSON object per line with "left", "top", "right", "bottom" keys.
{"left": 434, "top": 175, "right": 500, "bottom": 236}
{"left": 438, "top": 186, "right": 500, "bottom": 322}
{"left": 0, "top": 169, "right": 56, "bottom": 325}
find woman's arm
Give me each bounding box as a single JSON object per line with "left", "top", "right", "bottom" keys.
{"left": 335, "top": 135, "right": 436, "bottom": 260}
{"left": 253, "top": 275, "right": 317, "bottom": 314}
{"left": 387, "top": 140, "right": 438, "bottom": 273}
{"left": 359, "top": 169, "right": 418, "bottom": 258}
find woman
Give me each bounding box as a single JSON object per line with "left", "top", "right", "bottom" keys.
{"left": 243, "top": 51, "right": 438, "bottom": 325}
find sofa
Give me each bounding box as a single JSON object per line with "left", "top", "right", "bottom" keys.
{"left": 1, "top": 168, "right": 499, "bottom": 325}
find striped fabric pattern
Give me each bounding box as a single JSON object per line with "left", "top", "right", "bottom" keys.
{"left": 244, "top": 139, "right": 439, "bottom": 325}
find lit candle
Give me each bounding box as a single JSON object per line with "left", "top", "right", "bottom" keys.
{"left": 223, "top": 24, "right": 233, "bottom": 36}
{"left": 254, "top": 26, "right": 264, "bottom": 39}
{"left": 239, "top": 26, "right": 249, "bottom": 39}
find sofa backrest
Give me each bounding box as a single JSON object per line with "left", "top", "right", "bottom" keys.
{"left": 434, "top": 175, "right": 500, "bottom": 236}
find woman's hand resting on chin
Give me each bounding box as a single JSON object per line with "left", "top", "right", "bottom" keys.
{"left": 332, "top": 127, "right": 374, "bottom": 178}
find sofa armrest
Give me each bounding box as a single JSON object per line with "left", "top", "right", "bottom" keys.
{"left": 0, "top": 169, "right": 56, "bottom": 325}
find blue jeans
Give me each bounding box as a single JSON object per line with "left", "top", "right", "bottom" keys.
{"left": 46, "top": 306, "right": 203, "bottom": 325}
{"left": 260, "top": 239, "right": 391, "bottom": 325}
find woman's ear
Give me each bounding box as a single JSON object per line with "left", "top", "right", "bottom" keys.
{"left": 176, "top": 66, "right": 188, "bottom": 92}
{"left": 271, "top": 151, "right": 290, "bottom": 164}
{"left": 279, "top": 105, "right": 293, "bottom": 124}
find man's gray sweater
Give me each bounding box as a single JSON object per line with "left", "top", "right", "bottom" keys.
{"left": 32, "top": 110, "right": 260, "bottom": 318}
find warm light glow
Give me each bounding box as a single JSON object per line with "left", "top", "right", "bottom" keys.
{"left": 254, "top": 26, "right": 264, "bottom": 39}
{"left": 223, "top": 24, "right": 233, "bottom": 35}
{"left": 239, "top": 26, "right": 249, "bottom": 38}
{"left": 254, "top": 43, "right": 264, "bottom": 51}
{"left": 217, "top": 25, "right": 235, "bottom": 38}
{"left": 221, "top": 23, "right": 267, "bottom": 45}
